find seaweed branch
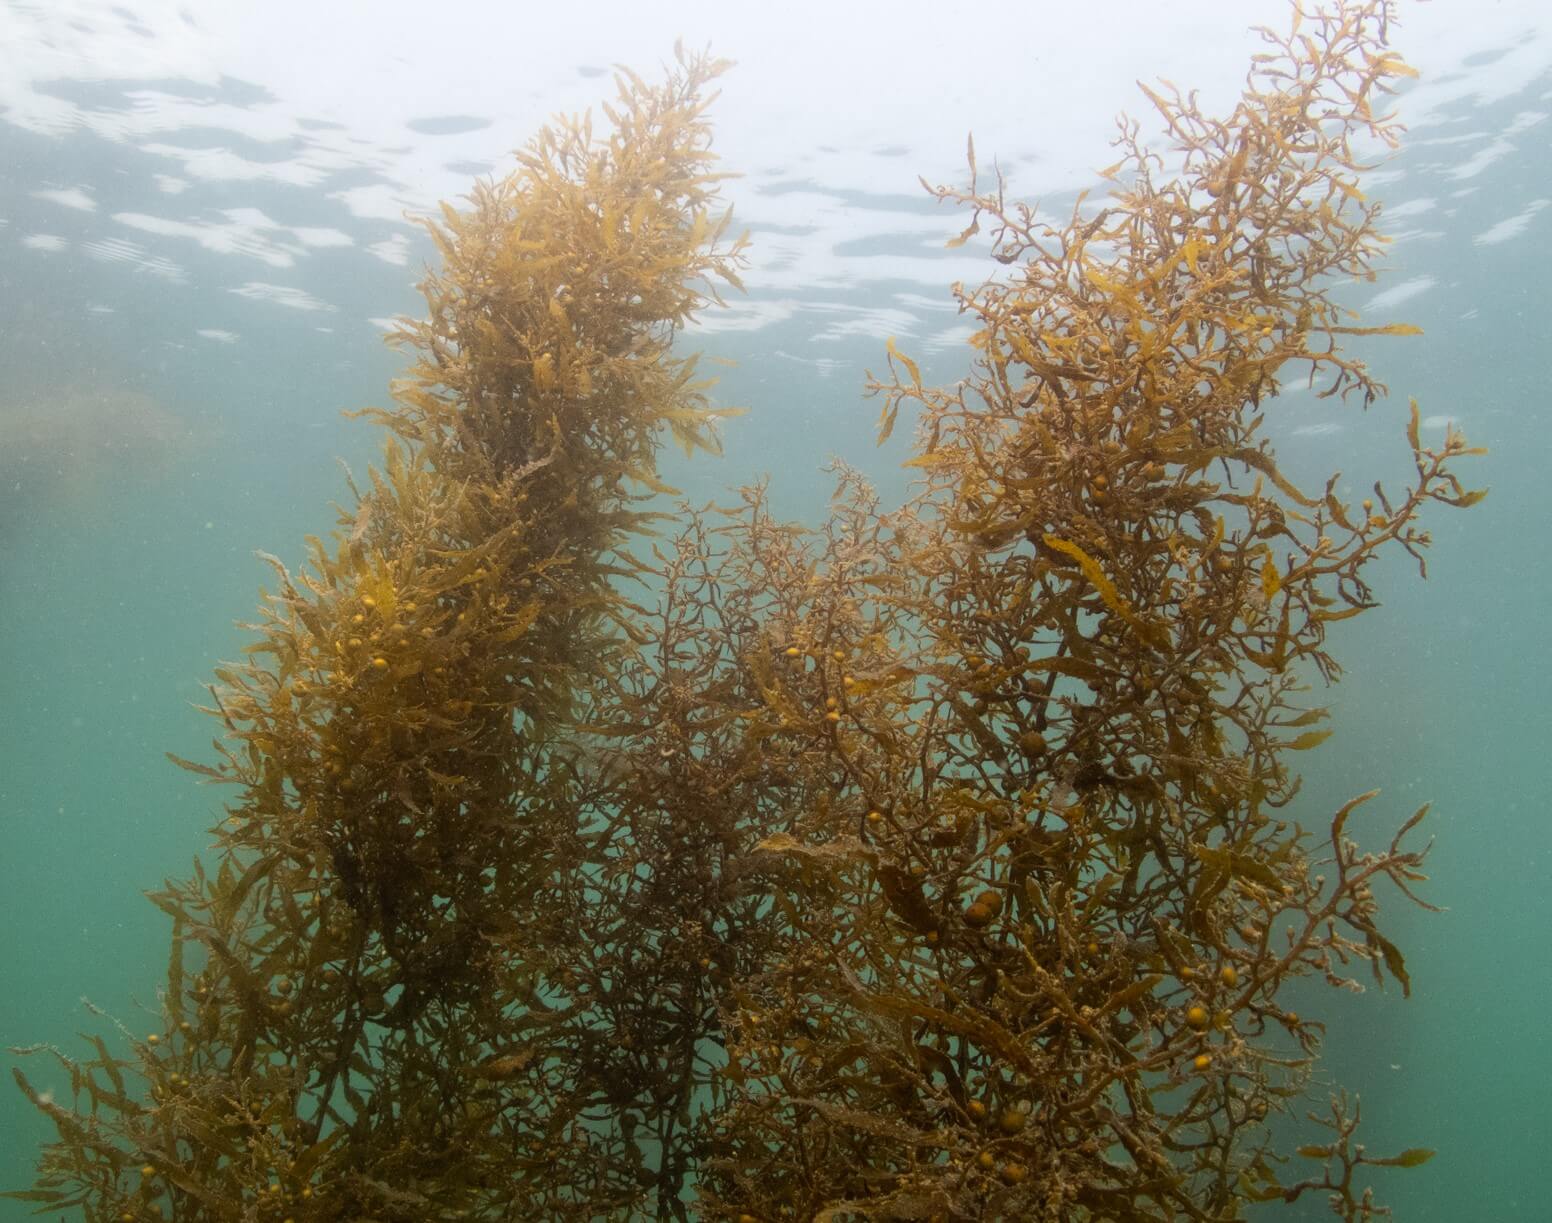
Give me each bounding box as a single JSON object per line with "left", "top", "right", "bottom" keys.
{"left": 7, "top": 7, "right": 1480, "bottom": 1222}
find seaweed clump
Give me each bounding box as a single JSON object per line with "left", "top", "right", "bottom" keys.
{"left": 7, "top": 5, "right": 1484, "bottom": 1221}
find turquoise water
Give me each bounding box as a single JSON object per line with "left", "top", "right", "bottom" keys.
{"left": 2, "top": 3, "right": 1548, "bottom": 1217}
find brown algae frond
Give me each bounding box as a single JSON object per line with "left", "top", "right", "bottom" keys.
{"left": 7, "top": 9, "right": 1481, "bottom": 1221}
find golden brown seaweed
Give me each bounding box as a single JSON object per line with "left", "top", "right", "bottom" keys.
{"left": 6, "top": 5, "right": 1483, "bottom": 1221}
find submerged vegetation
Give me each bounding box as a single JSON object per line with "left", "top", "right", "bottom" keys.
{"left": 8, "top": 3, "right": 1483, "bottom": 1219}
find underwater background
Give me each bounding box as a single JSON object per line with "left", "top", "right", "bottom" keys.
{"left": 0, "top": 0, "right": 1546, "bottom": 1216}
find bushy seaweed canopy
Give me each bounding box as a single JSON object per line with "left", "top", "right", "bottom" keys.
{"left": 9, "top": 6, "right": 1483, "bottom": 1221}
